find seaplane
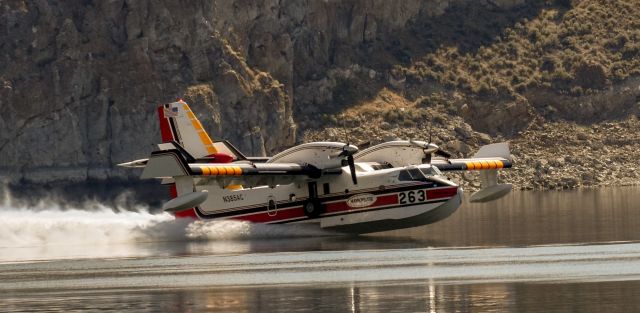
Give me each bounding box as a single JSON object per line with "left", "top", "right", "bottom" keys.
{"left": 119, "top": 100, "right": 513, "bottom": 233}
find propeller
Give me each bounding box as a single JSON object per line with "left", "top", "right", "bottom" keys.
{"left": 418, "top": 111, "right": 451, "bottom": 164}
{"left": 339, "top": 114, "right": 358, "bottom": 184}
{"left": 339, "top": 144, "right": 359, "bottom": 185}
{"left": 347, "top": 154, "right": 357, "bottom": 185}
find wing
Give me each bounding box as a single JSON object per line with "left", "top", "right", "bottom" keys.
{"left": 432, "top": 142, "right": 513, "bottom": 171}
{"left": 432, "top": 142, "right": 514, "bottom": 203}
{"left": 267, "top": 142, "right": 357, "bottom": 170}
{"left": 127, "top": 148, "right": 339, "bottom": 188}
{"left": 190, "top": 161, "right": 328, "bottom": 188}
{"left": 432, "top": 157, "right": 513, "bottom": 171}
{"left": 354, "top": 140, "right": 427, "bottom": 166}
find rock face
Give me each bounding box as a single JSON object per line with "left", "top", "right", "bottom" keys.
{"left": 0, "top": 0, "right": 298, "bottom": 184}
{"left": 1, "top": 0, "right": 637, "bottom": 194}
{"left": 0, "top": 0, "right": 529, "bottom": 185}
{"left": 304, "top": 91, "right": 640, "bottom": 192}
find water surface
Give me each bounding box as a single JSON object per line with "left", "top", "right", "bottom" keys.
{"left": 1, "top": 187, "right": 639, "bottom": 312}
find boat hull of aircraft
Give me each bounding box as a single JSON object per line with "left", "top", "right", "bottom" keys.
{"left": 325, "top": 188, "right": 462, "bottom": 234}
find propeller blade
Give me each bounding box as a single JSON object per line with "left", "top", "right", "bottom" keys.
{"left": 348, "top": 155, "right": 358, "bottom": 185}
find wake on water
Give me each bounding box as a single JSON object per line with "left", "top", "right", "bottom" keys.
{"left": 0, "top": 199, "right": 334, "bottom": 251}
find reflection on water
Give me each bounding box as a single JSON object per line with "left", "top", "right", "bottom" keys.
{"left": 4, "top": 280, "right": 640, "bottom": 312}
{"left": 382, "top": 186, "right": 640, "bottom": 247}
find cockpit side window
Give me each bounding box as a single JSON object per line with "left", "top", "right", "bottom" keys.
{"left": 420, "top": 166, "right": 442, "bottom": 177}
{"left": 398, "top": 170, "right": 413, "bottom": 181}
{"left": 408, "top": 168, "right": 428, "bottom": 181}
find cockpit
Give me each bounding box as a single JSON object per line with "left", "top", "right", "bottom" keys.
{"left": 398, "top": 165, "right": 442, "bottom": 182}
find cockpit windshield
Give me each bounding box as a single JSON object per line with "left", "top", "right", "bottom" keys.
{"left": 398, "top": 166, "right": 429, "bottom": 182}
{"left": 398, "top": 165, "right": 442, "bottom": 182}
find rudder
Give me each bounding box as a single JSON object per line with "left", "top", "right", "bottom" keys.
{"left": 157, "top": 100, "right": 217, "bottom": 159}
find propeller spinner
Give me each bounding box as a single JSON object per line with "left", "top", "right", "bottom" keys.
{"left": 417, "top": 112, "right": 451, "bottom": 163}
{"left": 414, "top": 142, "right": 451, "bottom": 164}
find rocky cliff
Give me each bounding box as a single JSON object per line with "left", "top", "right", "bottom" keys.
{"left": 1, "top": 0, "right": 638, "bottom": 194}
{"left": 0, "top": 0, "right": 527, "bottom": 185}
{"left": 1, "top": 0, "right": 301, "bottom": 184}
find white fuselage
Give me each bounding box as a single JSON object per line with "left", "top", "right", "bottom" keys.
{"left": 190, "top": 164, "right": 462, "bottom": 234}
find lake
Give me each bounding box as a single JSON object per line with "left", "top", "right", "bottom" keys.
{"left": 1, "top": 187, "right": 639, "bottom": 312}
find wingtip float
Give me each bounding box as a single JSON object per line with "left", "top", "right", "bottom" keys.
{"left": 120, "top": 100, "right": 513, "bottom": 234}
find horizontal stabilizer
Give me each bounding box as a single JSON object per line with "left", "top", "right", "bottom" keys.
{"left": 117, "top": 158, "right": 148, "bottom": 168}
{"left": 140, "top": 150, "right": 190, "bottom": 179}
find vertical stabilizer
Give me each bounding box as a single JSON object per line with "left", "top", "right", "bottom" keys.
{"left": 157, "top": 100, "right": 217, "bottom": 159}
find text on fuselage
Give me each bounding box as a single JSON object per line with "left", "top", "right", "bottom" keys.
{"left": 222, "top": 194, "right": 244, "bottom": 203}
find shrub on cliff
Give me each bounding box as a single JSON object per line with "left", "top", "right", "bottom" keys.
{"left": 403, "top": 0, "right": 640, "bottom": 98}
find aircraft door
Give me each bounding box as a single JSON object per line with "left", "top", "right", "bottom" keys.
{"left": 267, "top": 195, "right": 277, "bottom": 217}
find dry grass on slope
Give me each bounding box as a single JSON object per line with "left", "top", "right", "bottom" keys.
{"left": 402, "top": 0, "right": 640, "bottom": 99}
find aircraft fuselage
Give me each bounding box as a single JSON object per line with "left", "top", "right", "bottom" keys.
{"left": 182, "top": 164, "right": 462, "bottom": 234}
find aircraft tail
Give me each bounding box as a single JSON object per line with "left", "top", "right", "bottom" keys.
{"left": 157, "top": 100, "right": 217, "bottom": 159}
{"left": 157, "top": 100, "right": 246, "bottom": 162}
{"left": 119, "top": 100, "right": 251, "bottom": 218}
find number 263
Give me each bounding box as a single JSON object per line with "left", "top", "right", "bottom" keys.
{"left": 399, "top": 190, "right": 425, "bottom": 204}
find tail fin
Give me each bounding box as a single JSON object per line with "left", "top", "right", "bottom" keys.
{"left": 157, "top": 100, "right": 217, "bottom": 159}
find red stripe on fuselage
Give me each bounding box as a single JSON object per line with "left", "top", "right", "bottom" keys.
{"left": 234, "top": 206, "right": 305, "bottom": 223}
{"left": 227, "top": 186, "right": 459, "bottom": 224}
{"left": 427, "top": 187, "right": 458, "bottom": 199}
{"left": 157, "top": 105, "right": 174, "bottom": 143}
